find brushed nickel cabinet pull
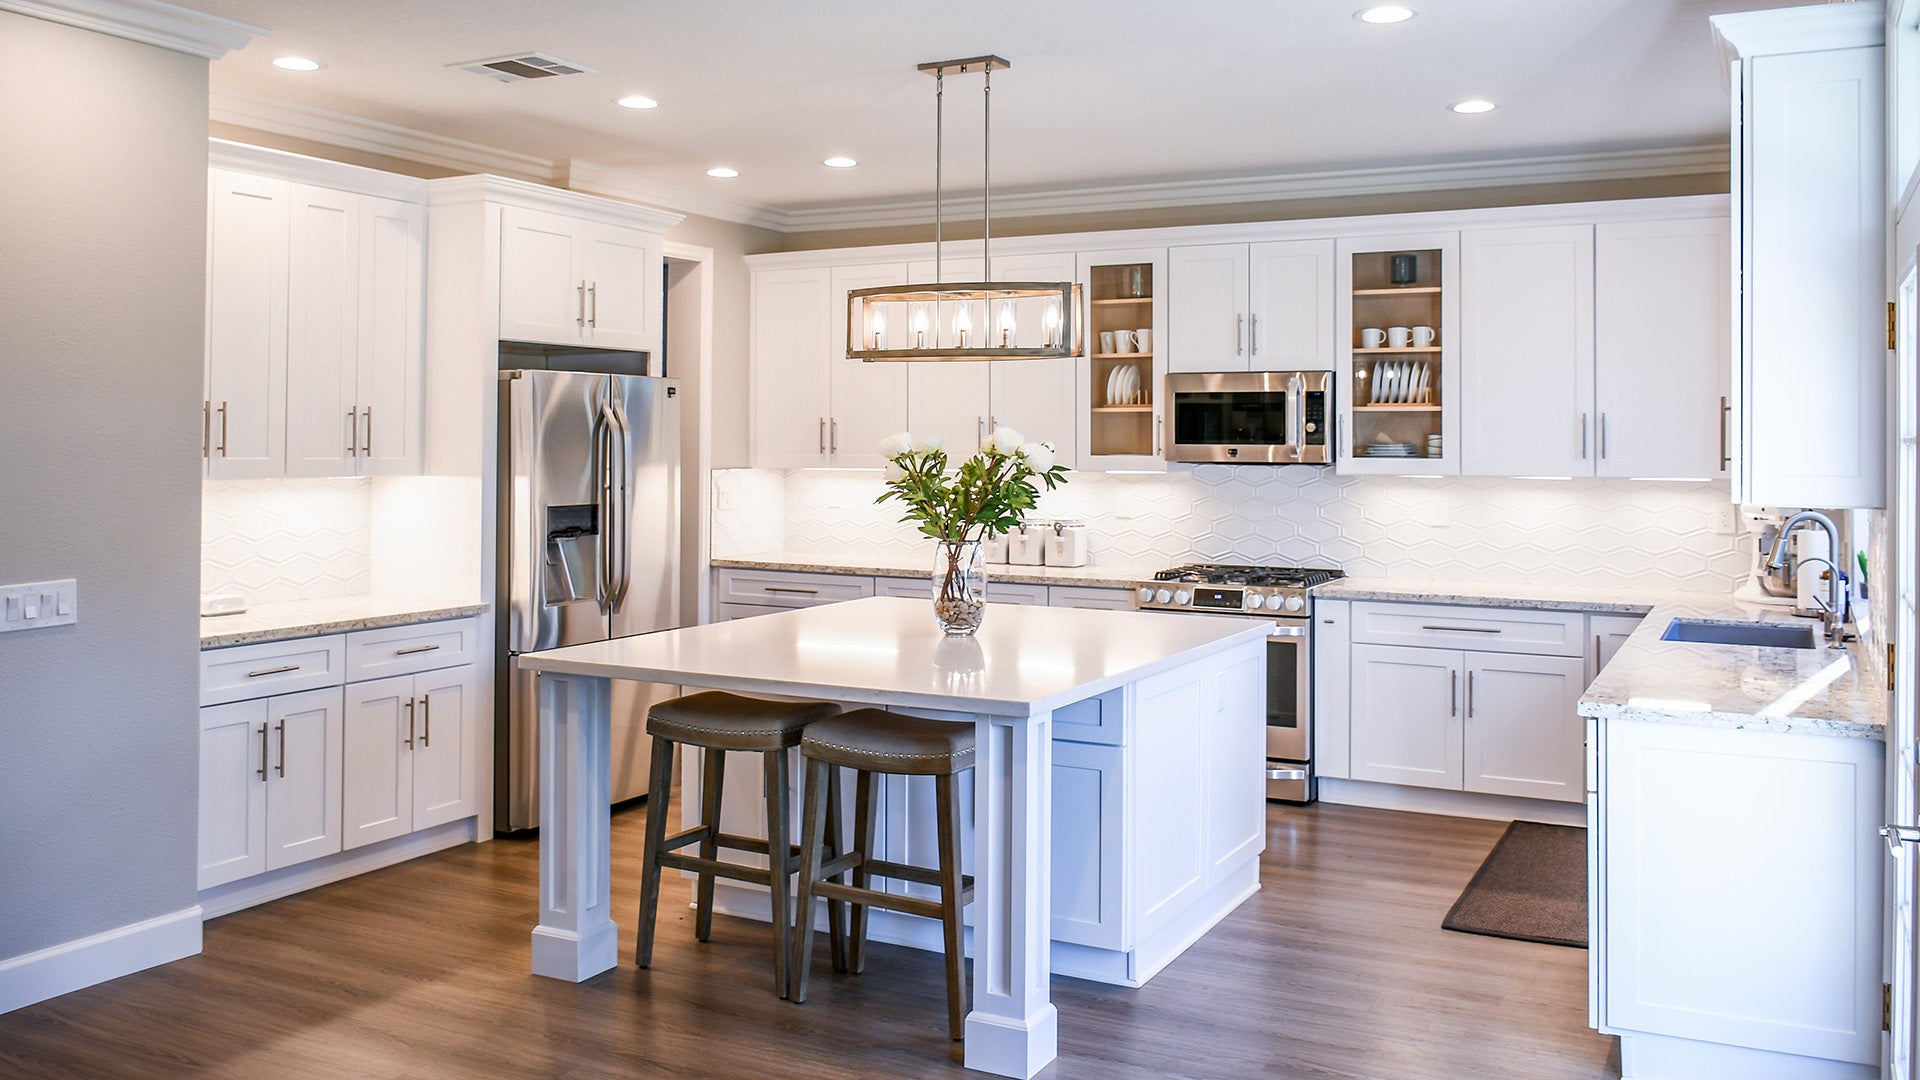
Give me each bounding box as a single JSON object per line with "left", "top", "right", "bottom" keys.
{"left": 275, "top": 720, "right": 286, "bottom": 777}
{"left": 1580, "top": 413, "right": 1589, "bottom": 459}
{"left": 1719, "top": 395, "right": 1731, "bottom": 470}
{"left": 258, "top": 722, "right": 269, "bottom": 781}
{"left": 763, "top": 586, "right": 820, "bottom": 595}
{"left": 1250, "top": 313, "right": 1259, "bottom": 355}
{"left": 347, "top": 406, "right": 359, "bottom": 456}
{"left": 1599, "top": 413, "right": 1608, "bottom": 460}
{"left": 394, "top": 644, "right": 441, "bottom": 656}
{"left": 588, "top": 281, "right": 598, "bottom": 327}
{"left": 202, "top": 401, "right": 211, "bottom": 459}
{"left": 1421, "top": 624, "right": 1500, "bottom": 634}
{"left": 404, "top": 698, "right": 416, "bottom": 749}
{"left": 1450, "top": 670, "right": 1458, "bottom": 717}
{"left": 247, "top": 664, "right": 300, "bottom": 678}
{"left": 1466, "top": 671, "right": 1475, "bottom": 718}
{"left": 421, "top": 694, "right": 431, "bottom": 748}
{"left": 818, "top": 417, "right": 826, "bottom": 454}
{"left": 830, "top": 418, "right": 838, "bottom": 454}
{"left": 577, "top": 281, "right": 587, "bottom": 325}
{"left": 217, "top": 401, "right": 229, "bottom": 457}
{"left": 362, "top": 405, "right": 372, "bottom": 456}
{"left": 1235, "top": 314, "right": 1244, "bottom": 356}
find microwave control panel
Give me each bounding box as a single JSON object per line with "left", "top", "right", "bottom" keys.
{"left": 1302, "top": 391, "right": 1326, "bottom": 446}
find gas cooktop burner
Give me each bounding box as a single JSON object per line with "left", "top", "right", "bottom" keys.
{"left": 1152, "top": 563, "right": 1345, "bottom": 588}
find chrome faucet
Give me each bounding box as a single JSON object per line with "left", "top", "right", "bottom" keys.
{"left": 1766, "top": 510, "right": 1849, "bottom": 647}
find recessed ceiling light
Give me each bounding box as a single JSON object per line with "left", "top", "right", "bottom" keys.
{"left": 1451, "top": 98, "right": 1498, "bottom": 114}
{"left": 272, "top": 56, "right": 323, "bottom": 72}
{"left": 1356, "top": 5, "right": 1416, "bottom": 24}
{"left": 706, "top": 167, "right": 740, "bottom": 179}
{"left": 616, "top": 95, "right": 659, "bottom": 110}
{"left": 822, "top": 156, "right": 859, "bottom": 169}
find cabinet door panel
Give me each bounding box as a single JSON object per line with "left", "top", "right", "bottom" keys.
{"left": 343, "top": 674, "right": 413, "bottom": 851}
{"left": 414, "top": 667, "right": 479, "bottom": 829}
{"left": 1248, "top": 239, "right": 1336, "bottom": 371}
{"left": 1460, "top": 225, "right": 1595, "bottom": 477}
{"left": 1051, "top": 741, "right": 1125, "bottom": 949}
{"left": 498, "top": 206, "right": 584, "bottom": 346}
{"left": 284, "top": 184, "right": 359, "bottom": 477}
{"left": 828, "top": 263, "right": 910, "bottom": 467}
{"left": 906, "top": 258, "right": 991, "bottom": 454}
{"left": 264, "top": 687, "right": 345, "bottom": 871}
{"left": 1462, "top": 652, "right": 1585, "bottom": 802}
{"left": 1167, "top": 244, "right": 1249, "bottom": 372}
{"left": 1349, "top": 644, "right": 1461, "bottom": 789}
{"left": 357, "top": 195, "right": 425, "bottom": 475}
{"left": 199, "top": 699, "right": 269, "bottom": 889}
{"left": 583, "top": 222, "right": 658, "bottom": 351}
{"left": 750, "top": 267, "right": 833, "bottom": 466}
{"left": 1589, "top": 613, "right": 1645, "bottom": 681}
{"left": 988, "top": 252, "right": 1080, "bottom": 466}
{"left": 206, "top": 170, "right": 289, "bottom": 478}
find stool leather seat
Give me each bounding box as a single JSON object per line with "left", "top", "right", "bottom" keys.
{"left": 800, "top": 709, "right": 977, "bottom": 776}
{"left": 647, "top": 690, "right": 839, "bottom": 751}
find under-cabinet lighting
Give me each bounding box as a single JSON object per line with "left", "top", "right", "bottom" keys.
{"left": 1403, "top": 475, "right": 1444, "bottom": 479}
{"left": 1514, "top": 476, "right": 1573, "bottom": 481}
{"left": 1356, "top": 5, "right": 1417, "bottom": 24}
{"left": 272, "top": 56, "right": 323, "bottom": 71}
{"left": 1629, "top": 477, "right": 1712, "bottom": 483}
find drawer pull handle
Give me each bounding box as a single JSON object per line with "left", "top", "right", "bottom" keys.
{"left": 247, "top": 664, "right": 301, "bottom": 678}
{"left": 763, "top": 587, "right": 820, "bottom": 595}
{"left": 1420, "top": 625, "right": 1500, "bottom": 634}
{"left": 1266, "top": 767, "right": 1307, "bottom": 781}
{"left": 394, "top": 644, "right": 441, "bottom": 656}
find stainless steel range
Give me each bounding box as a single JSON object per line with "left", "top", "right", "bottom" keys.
{"left": 1134, "top": 563, "right": 1344, "bottom": 802}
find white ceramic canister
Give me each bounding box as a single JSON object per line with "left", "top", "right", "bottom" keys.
{"left": 1044, "top": 519, "right": 1089, "bottom": 567}
{"left": 1008, "top": 523, "right": 1048, "bottom": 566}
{"left": 983, "top": 531, "right": 1010, "bottom": 564}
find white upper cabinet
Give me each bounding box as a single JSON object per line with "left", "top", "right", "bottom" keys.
{"left": 356, "top": 196, "right": 425, "bottom": 474}
{"left": 1459, "top": 225, "right": 1595, "bottom": 477}
{"left": 1078, "top": 247, "right": 1169, "bottom": 471}
{"left": 1167, "top": 244, "right": 1249, "bottom": 372}
{"left": 499, "top": 206, "right": 661, "bottom": 353}
{"left": 750, "top": 266, "right": 834, "bottom": 467}
{"left": 1716, "top": 5, "right": 1885, "bottom": 508}
{"left": 986, "top": 251, "right": 1080, "bottom": 465}
{"left": 828, "top": 263, "right": 911, "bottom": 468}
{"left": 1169, "top": 241, "right": 1335, "bottom": 374}
{"left": 206, "top": 169, "right": 289, "bottom": 478}
{"left": 907, "top": 256, "right": 991, "bottom": 455}
{"left": 1594, "top": 217, "right": 1731, "bottom": 480}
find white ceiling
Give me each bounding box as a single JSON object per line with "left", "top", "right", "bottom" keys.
{"left": 192, "top": 0, "right": 1811, "bottom": 220}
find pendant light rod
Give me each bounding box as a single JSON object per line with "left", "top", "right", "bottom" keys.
{"left": 934, "top": 68, "right": 943, "bottom": 286}
{"left": 984, "top": 64, "right": 991, "bottom": 280}
{"left": 917, "top": 56, "right": 1009, "bottom": 283}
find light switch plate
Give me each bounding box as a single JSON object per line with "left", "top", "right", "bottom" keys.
{"left": 0, "top": 579, "right": 77, "bottom": 633}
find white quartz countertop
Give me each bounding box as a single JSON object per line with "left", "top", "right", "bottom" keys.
{"left": 711, "top": 551, "right": 1156, "bottom": 590}
{"left": 1577, "top": 597, "right": 1885, "bottom": 740}
{"left": 519, "top": 595, "right": 1272, "bottom": 717}
{"left": 1314, "top": 576, "right": 1729, "bottom": 614}
{"left": 200, "top": 595, "right": 487, "bottom": 650}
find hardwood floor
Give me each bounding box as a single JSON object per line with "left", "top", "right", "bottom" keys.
{"left": 0, "top": 801, "right": 1618, "bottom": 1079}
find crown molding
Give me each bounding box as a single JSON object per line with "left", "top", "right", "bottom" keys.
{"left": 1712, "top": 0, "right": 1885, "bottom": 61}
{"left": 210, "top": 87, "right": 558, "bottom": 183}
{"left": 209, "top": 138, "right": 430, "bottom": 200}
{"left": 425, "top": 173, "right": 684, "bottom": 231}
{"left": 3, "top": 0, "right": 264, "bottom": 58}
{"left": 559, "top": 160, "right": 787, "bottom": 232}
{"left": 773, "top": 145, "right": 1729, "bottom": 233}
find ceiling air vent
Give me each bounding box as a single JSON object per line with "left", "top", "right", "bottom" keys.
{"left": 453, "top": 52, "right": 596, "bottom": 84}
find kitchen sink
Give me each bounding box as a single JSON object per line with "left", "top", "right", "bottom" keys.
{"left": 1659, "top": 618, "right": 1821, "bottom": 650}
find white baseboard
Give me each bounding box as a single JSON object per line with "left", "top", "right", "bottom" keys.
{"left": 1317, "top": 778, "right": 1589, "bottom": 826}
{"left": 0, "top": 906, "right": 202, "bottom": 1015}
{"left": 199, "top": 817, "right": 479, "bottom": 919}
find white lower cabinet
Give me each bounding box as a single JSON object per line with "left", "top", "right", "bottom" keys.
{"left": 713, "top": 567, "right": 1135, "bottom": 620}
{"left": 1350, "top": 643, "right": 1462, "bottom": 789}
{"left": 1460, "top": 651, "right": 1586, "bottom": 802}
{"left": 1589, "top": 613, "right": 1644, "bottom": 682}
{"left": 198, "top": 686, "right": 345, "bottom": 890}
{"left": 343, "top": 666, "right": 478, "bottom": 850}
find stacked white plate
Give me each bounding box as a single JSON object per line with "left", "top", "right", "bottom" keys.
{"left": 1368, "top": 359, "right": 1432, "bottom": 404}
{"left": 1364, "top": 442, "right": 1417, "bottom": 457}
{"left": 1105, "top": 364, "right": 1141, "bottom": 405}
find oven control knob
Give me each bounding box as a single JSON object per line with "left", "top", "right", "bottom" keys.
{"left": 1283, "top": 595, "right": 1305, "bottom": 612}
{"left": 1174, "top": 590, "right": 1191, "bottom": 606}
{"left": 1138, "top": 587, "right": 1154, "bottom": 604}
{"left": 1243, "top": 593, "right": 1260, "bottom": 611}
{"left": 1155, "top": 588, "right": 1173, "bottom": 605}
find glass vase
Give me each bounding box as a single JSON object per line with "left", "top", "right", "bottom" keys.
{"left": 932, "top": 538, "right": 987, "bottom": 636}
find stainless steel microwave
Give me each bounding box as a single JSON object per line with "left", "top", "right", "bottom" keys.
{"left": 1165, "top": 371, "right": 1334, "bottom": 464}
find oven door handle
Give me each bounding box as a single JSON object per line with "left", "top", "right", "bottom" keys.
{"left": 1268, "top": 624, "right": 1307, "bottom": 640}
{"left": 1266, "top": 766, "right": 1309, "bottom": 782}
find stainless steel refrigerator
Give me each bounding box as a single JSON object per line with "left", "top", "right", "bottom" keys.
{"left": 496, "top": 368, "right": 680, "bottom": 833}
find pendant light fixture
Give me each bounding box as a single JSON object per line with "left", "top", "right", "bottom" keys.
{"left": 847, "top": 56, "right": 1082, "bottom": 362}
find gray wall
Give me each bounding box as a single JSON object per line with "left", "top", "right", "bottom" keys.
{"left": 0, "top": 12, "right": 207, "bottom": 957}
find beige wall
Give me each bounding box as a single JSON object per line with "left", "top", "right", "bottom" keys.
{"left": 0, "top": 13, "right": 208, "bottom": 961}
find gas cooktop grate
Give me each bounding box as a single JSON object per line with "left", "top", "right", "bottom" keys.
{"left": 1151, "top": 563, "right": 1345, "bottom": 588}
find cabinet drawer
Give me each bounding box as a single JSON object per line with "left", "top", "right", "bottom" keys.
{"left": 346, "top": 618, "right": 478, "bottom": 682}
{"left": 201, "top": 635, "right": 347, "bottom": 706}
{"left": 1053, "top": 688, "right": 1125, "bottom": 746}
{"left": 1049, "top": 586, "right": 1136, "bottom": 611}
{"left": 716, "top": 568, "right": 873, "bottom": 608}
{"left": 1349, "top": 601, "right": 1584, "bottom": 657}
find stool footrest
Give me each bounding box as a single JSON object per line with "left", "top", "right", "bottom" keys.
{"left": 660, "top": 827, "right": 799, "bottom": 862}
{"left": 657, "top": 850, "right": 776, "bottom": 887}
{"left": 813, "top": 880, "right": 955, "bottom": 922}
{"left": 864, "top": 857, "right": 973, "bottom": 893}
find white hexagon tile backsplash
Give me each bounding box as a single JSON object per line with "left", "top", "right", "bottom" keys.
{"left": 713, "top": 466, "right": 1750, "bottom": 593}
{"left": 202, "top": 478, "right": 373, "bottom": 603}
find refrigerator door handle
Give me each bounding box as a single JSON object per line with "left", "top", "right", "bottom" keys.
{"left": 592, "top": 393, "right": 613, "bottom": 614}
{"left": 608, "top": 386, "right": 633, "bottom": 610}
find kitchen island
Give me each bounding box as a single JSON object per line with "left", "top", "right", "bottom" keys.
{"left": 1578, "top": 600, "right": 1885, "bottom": 1080}
{"left": 517, "top": 596, "right": 1272, "bottom": 1079}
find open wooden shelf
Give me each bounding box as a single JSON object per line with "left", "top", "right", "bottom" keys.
{"left": 1354, "top": 404, "right": 1442, "bottom": 412}
{"left": 1093, "top": 351, "right": 1154, "bottom": 360}
{"left": 1092, "top": 404, "right": 1154, "bottom": 413}
{"left": 1353, "top": 286, "right": 1442, "bottom": 296}
{"left": 1353, "top": 346, "right": 1441, "bottom": 354}
{"left": 1091, "top": 297, "right": 1153, "bottom": 306}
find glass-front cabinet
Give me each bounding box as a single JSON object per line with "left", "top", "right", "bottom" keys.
{"left": 1335, "top": 232, "right": 1460, "bottom": 475}
{"left": 1076, "top": 247, "right": 1169, "bottom": 471}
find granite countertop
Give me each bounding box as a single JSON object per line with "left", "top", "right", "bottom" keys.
{"left": 200, "top": 595, "right": 487, "bottom": 649}
{"left": 1577, "top": 597, "right": 1885, "bottom": 741}
{"left": 1314, "top": 576, "right": 1731, "bottom": 615}
{"left": 712, "top": 551, "right": 1158, "bottom": 590}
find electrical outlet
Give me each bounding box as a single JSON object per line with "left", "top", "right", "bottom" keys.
{"left": 1711, "top": 504, "right": 1739, "bottom": 535}
{"left": 0, "top": 579, "right": 77, "bottom": 633}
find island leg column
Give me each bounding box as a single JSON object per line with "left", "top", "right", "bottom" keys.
{"left": 530, "top": 671, "right": 620, "bottom": 982}
{"left": 965, "top": 709, "right": 1058, "bottom": 1078}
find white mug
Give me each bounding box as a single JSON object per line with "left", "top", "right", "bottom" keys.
{"left": 1387, "top": 326, "right": 1413, "bottom": 349}
{"left": 1112, "top": 330, "right": 1138, "bottom": 354}
{"left": 1099, "top": 331, "right": 1115, "bottom": 354}
{"left": 1411, "top": 325, "right": 1437, "bottom": 347}
{"left": 1135, "top": 328, "right": 1153, "bottom": 352}
{"left": 1360, "top": 327, "right": 1387, "bottom": 349}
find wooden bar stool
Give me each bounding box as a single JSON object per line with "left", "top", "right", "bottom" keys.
{"left": 791, "top": 708, "right": 976, "bottom": 1040}
{"left": 635, "top": 690, "right": 844, "bottom": 999}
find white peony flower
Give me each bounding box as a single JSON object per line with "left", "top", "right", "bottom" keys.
{"left": 883, "top": 461, "right": 905, "bottom": 483}
{"left": 915, "top": 433, "right": 945, "bottom": 454}
{"left": 1019, "top": 442, "right": 1055, "bottom": 472}
{"left": 878, "top": 431, "right": 913, "bottom": 457}
{"left": 991, "top": 426, "right": 1024, "bottom": 454}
